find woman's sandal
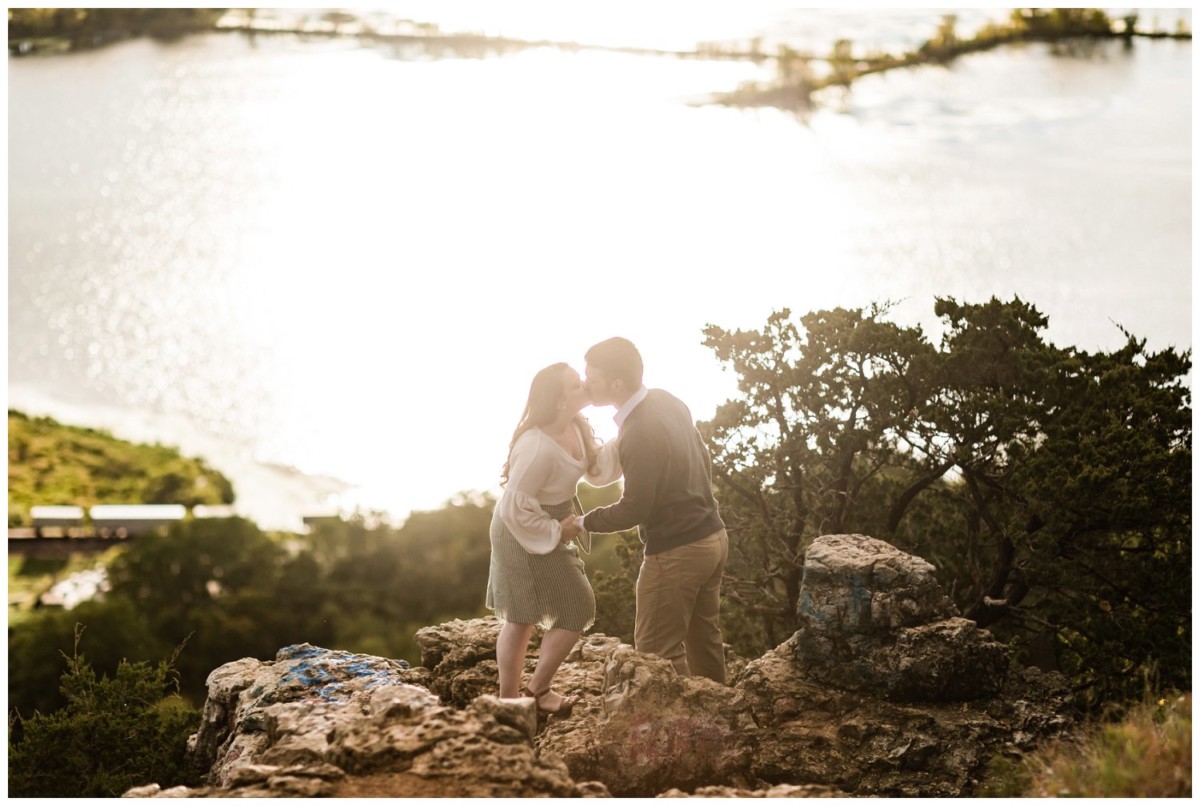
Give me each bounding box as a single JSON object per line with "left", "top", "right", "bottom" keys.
{"left": 521, "top": 685, "right": 579, "bottom": 719}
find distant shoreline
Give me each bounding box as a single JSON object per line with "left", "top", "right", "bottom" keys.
{"left": 12, "top": 8, "right": 1189, "bottom": 63}
{"left": 10, "top": 8, "right": 1190, "bottom": 117}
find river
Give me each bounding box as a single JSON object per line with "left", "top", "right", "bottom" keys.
{"left": 8, "top": 8, "right": 1191, "bottom": 529}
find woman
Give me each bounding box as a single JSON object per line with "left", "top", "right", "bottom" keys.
{"left": 486, "top": 362, "right": 621, "bottom": 716}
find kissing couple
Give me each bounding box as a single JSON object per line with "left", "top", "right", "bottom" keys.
{"left": 485, "top": 337, "right": 729, "bottom": 717}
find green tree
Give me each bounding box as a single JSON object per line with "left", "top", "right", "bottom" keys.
{"left": 577, "top": 479, "right": 640, "bottom": 642}
{"left": 700, "top": 305, "right": 938, "bottom": 650}
{"left": 700, "top": 299, "right": 1191, "bottom": 699}
{"left": 931, "top": 300, "right": 1190, "bottom": 701}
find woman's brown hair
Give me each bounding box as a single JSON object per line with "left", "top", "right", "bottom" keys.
{"left": 501, "top": 362, "right": 598, "bottom": 485}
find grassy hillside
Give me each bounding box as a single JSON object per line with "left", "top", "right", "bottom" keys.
{"left": 7, "top": 410, "right": 235, "bottom": 526}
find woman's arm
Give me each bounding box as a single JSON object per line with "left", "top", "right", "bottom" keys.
{"left": 583, "top": 435, "right": 623, "bottom": 487}
{"left": 497, "top": 433, "right": 562, "bottom": 554}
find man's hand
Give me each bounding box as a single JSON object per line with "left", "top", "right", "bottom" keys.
{"left": 560, "top": 514, "right": 582, "bottom": 544}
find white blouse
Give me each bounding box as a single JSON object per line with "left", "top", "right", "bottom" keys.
{"left": 497, "top": 425, "right": 622, "bottom": 555}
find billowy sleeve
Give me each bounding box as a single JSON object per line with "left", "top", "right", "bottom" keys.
{"left": 584, "top": 436, "right": 623, "bottom": 487}
{"left": 496, "top": 433, "right": 561, "bottom": 555}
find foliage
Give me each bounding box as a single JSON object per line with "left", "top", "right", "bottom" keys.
{"left": 8, "top": 498, "right": 500, "bottom": 719}
{"left": 8, "top": 629, "right": 201, "bottom": 798}
{"left": 589, "top": 530, "right": 640, "bottom": 643}
{"left": 7, "top": 8, "right": 225, "bottom": 41}
{"left": 701, "top": 298, "right": 1191, "bottom": 701}
{"left": 7, "top": 410, "right": 235, "bottom": 526}
{"left": 578, "top": 480, "right": 640, "bottom": 642}
{"left": 982, "top": 692, "right": 1191, "bottom": 797}
{"left": 308, "top": 494, "right": 494, "bottom": 662}
{"left": 721, "top": 8, "right": 1187, "bottom": 114}
{"left": 1011, "top": 8, "right": 1115, "bottom": 36}
{"left": 700, "top": 304, "right": 939, "bottom": 647}
{"left": 8, "top": 517, "right": 331, "bottom": 715}
{"left": 8, "top": 597, "right": 173, "bottom": 720}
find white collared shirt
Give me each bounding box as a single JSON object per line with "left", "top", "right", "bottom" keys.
{"left": 614, "top": 385, "right": 649, "bottom": 429}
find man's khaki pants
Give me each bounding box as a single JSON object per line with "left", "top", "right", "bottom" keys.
{"left": 634, "top": 528, "right": 729, "bottom": 684}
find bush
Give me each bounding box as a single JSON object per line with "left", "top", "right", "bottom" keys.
{"left": 8, "top": 597, "right": 171, "bottom": 720}
{"left": 983, "top": 692, "right": 1191, "bottom": 797}
{"left": 8, "top": 631, "right": 201, "bottom": 797}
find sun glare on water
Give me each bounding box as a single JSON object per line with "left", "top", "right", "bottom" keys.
{"left": 7, "top": 6, "right": 1190, "bottom": 528}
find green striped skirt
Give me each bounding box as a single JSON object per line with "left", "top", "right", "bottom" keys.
{"left": 485, "top": 499, "right": 595, "bottom": 632}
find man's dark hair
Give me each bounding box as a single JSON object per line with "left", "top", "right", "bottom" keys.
{"left": 585, "top": 337, "right": 644, "bottom": 390}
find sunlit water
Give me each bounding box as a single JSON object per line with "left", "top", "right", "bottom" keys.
{"left": 8, "top": 10, "right": 1191, "bottom": 529}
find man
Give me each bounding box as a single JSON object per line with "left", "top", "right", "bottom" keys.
{"left": 560, "top": 337, "right": 729, "bottom": 684}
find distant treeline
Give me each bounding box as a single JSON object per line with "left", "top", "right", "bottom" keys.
{"left": 8, "top": 8, "right": 225, "bottom": 46}
{"left": 718, "top": 8, "right": 1192, "bottom": 111}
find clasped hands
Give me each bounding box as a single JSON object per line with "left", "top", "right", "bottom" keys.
{"left": 559, "top": 514, "right": 583, "bottom": 544}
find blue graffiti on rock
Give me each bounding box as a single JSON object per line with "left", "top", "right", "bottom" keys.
{"left": 262, "top": 645, "right": 412, "bottom": 704}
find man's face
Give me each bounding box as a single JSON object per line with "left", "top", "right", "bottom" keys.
{"left": 583, "top": 362, "right": 622, "bottom": 408}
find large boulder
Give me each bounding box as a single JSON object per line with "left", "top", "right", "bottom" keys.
{"left": 791, "top": 534, "right": 1008, "bottom": 701}
{"left": 188, "top": 643, "right": 431, "bottom": 787}
{"left": 726, "top": 534, "right": 1073, "bottom": 796}
{"left": 799, "top": 533, "right": 958, "bottom": 632}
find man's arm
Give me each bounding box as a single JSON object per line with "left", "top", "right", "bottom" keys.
{"left": 577, "top": 424, "right": 665, "bottom": 534}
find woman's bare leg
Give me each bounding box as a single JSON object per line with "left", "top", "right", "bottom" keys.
{"left": 527, "top": 628, "right": 582, "bottom": 709}
{"left": 496, "top": 621, "right": 535, "bottom": 698}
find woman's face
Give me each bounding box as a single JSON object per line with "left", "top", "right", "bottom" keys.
{"left": 559, "top": 367, "right": 591, "bottom": 413}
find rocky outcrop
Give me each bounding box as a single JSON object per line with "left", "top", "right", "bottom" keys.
{"left": 124, "top": 534, "right": 1073, "bottom": 798}
{"left": 733, "top": 534, "right": 1070, "bottom": 796}
{"left": 736, "top": 638, "right": 1071, "bottom": 796}
{"left": 127, "top": 643, "right": 603, "bottom": 798}
{"left": 792, "top": 534, "right": 1009, "bottom": 701}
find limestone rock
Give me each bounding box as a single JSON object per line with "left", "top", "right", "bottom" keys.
{"left": 121, "top": 784, "right": 193, "bottom": 798}
{"left": 414, "top": 621, "right": 760, "bottom": 797}
{"left": 737, "top": 644, "right": 1010, "bottom": 795}
{"left": 796, "top": 534, "right": 955, "bottom": 638}
{"left": 799, "top": 534, "right": 957, "bottom": 634}
{"left": 127, "top": 643, "right": 580, "bottom": 798}
{"left": 414, "top": 617, "right": 527, "bottom": 707}
{"left": 186, "top": 643, "right": 427, "bottom": 787}
{"left": 791, "top": 534, "right": 1008, "bottom": 701}
{"left": 658, "top": 783, "right": 851, "bottom": 797}
{"left": 538, "top": 647, "right": 758, "bottom": 797}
